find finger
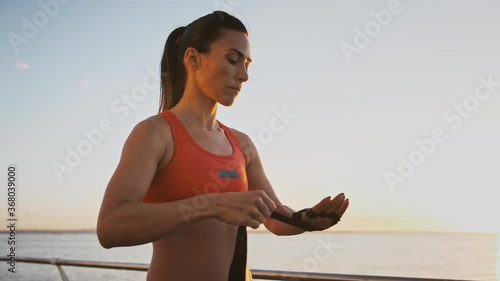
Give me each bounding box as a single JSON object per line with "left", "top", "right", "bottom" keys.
{"left": 337, "top": 198, "right": 349, "bottom": 216}
{"left": 323, "top": 193, "right": 345, "bottom": 213}
{"left": 259, "top": 191, "right": 277, "bottom": 212}
{"left": 247, "top": 218, "right": 261, "bottom": 229}
{"left": 333, "top": 198, "right": 348, "bottom": 213}
{"left": 256, "top": 199, "right": 272, "bottom": 218}
{"left": 311, "top": 196, "right": 332, "bottom": 214}
{"left": 250, "top": 208, "right": 267, "bottom": 224}
{"left": 274, "top": 204, "right": 293, "bottom": 217}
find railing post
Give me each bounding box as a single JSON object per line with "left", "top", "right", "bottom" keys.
{"left": 56, "top": 265, "right": 70, "bottom": 281}
{"left": 50, "top": 258, "right": 70, "bottom": 281}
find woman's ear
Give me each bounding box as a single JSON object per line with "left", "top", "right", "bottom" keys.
{"left": 184, "top": 47, "right": 201, "bottom": 70}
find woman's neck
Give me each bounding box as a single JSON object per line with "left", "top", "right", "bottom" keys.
{"left": 171, "top": 91, "right": 218, "bottom": 129}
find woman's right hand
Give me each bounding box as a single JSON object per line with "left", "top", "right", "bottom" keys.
{"left": 213, "top": 190, "right": 276, "bottom": 229}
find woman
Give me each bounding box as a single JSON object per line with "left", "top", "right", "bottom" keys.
{"left": 97, "top": 10, "right": 349, "bottom": 281}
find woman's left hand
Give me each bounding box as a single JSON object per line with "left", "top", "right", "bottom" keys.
{"left": 299, "top": 193, "right": 349, "bottom": 231}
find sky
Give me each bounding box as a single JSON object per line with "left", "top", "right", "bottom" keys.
{"left": 0, "top": 0, "right": 499, "bottom": 233}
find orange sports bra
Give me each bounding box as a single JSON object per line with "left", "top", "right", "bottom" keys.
{"left": 142, "top": 110, "right": 248, "bottom": 203}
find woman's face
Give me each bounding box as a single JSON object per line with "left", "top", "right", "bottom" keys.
{"left": 194, "top": 29, "right": 251, "bottom": 106}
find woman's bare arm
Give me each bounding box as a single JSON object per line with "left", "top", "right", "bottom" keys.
{"left": 97, "top": 117, "right": 275, "bottom": 248}
{"left": 96, "top": 117, "right": 218, "bottom": 248}
{"left": 228, "top": 128, "right": 305, "bottom": 235}
{"left": 230, "top": 128, "right": 349, "bottom": 236}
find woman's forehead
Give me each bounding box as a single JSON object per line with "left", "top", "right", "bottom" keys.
{"left": 211, "top": 30, "right": 251, "bottom": 60}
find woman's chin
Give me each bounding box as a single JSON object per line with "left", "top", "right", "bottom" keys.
{"left": 219, "top": 101, "right": 235, "bottom": 107}
{"left": 218, "top": 97, "right": 237, "bottom": 107}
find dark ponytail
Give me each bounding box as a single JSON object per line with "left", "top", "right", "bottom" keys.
{"left": 158, "top": 11, "right": 248, "bottom": 112}
{"left": 159, "top": 26, "right": 187, "bottom": 111}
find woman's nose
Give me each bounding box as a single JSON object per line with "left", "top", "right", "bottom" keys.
{"left": 237, "top": 66, "right": 249, "bottom": 82}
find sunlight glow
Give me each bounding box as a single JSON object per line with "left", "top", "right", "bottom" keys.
{"left": 446, "top": 209, "right": 500, "bottom": 234}
{"left": 15, "top": 61, "right": 29, "bottom": 69}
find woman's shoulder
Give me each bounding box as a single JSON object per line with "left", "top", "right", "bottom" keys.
{"left": 138, "top": 113, "right": 171, "bottom": 130}
{"left": 125, "top": 114, "right": 174, "bottom": 169}
{"left": 129, "top": 114, "right": 173, "bottom": 143}
{"left": 225, "top": 126, "right": 258, "bottom": 163}
{"left": 226, "top": 126, "right": 251, "bottom": 145}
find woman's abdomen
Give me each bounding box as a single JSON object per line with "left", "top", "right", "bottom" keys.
{"left": 147, "top": 219, "right": 238, "bottom": 281}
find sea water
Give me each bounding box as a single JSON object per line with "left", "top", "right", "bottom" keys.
{"left": 0, "top": 231, "right": 497, "bottom": 281}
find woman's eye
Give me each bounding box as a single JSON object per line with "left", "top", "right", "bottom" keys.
{"left": 227, "top": 58, "right": 237, "bottom": 65}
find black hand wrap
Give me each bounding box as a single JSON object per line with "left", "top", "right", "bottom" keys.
{"left": 270, "top": 208, "right": 341, "bottom": 232}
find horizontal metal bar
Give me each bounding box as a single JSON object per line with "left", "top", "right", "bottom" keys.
{"left": 248, "top": 270, "right": 472, "bottom": 281}
{"left": 0, "top": 256, "right": 476, "bottom": 281}
{"left": 1, "top": 256, "right": 149, "bottom": 271}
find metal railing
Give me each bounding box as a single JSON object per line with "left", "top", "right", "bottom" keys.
{"left": 0, "top": 256, "right": 476, "bottom": 281}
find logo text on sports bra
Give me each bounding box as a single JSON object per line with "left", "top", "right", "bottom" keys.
{"left": 219, "top": 170, "right": 239, "bottom": 178}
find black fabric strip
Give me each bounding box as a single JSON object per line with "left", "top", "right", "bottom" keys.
{"left": 270, "top": 211, "right": 318, "bottom": 231}
{"left": 228, "top": 225, "right": 247, "bottom": 281}
{"left": 228, "top": 211, "right": 324, "bottom": 281}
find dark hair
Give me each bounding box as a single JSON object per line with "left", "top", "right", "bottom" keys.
{"left": 159, "top": 10, "right": 248, "bottom": 112}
